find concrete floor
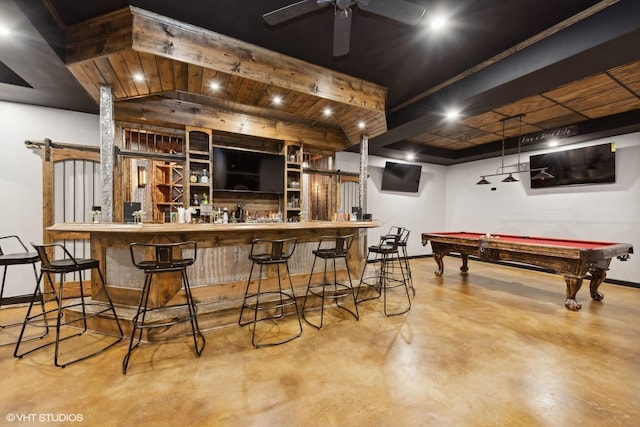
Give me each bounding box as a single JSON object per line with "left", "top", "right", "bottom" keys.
{"left": 1, "top": 258, "right": 638, "bottom": 426}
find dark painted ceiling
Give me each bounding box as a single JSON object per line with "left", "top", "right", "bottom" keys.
{"left": 1, "top": 0, "right": 639, "bottom": 164}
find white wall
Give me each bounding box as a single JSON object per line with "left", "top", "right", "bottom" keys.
{"left": 337, "top": 134, "right": 640, "bottom": 283}
{"left": 335, "top": 152, "right": 448, "bottom": 256}
{"left": 445, "top": 133, "right": 640, "bottom": 282}
{"left": 0, "top": 101, "right": 99, "bottom": 297}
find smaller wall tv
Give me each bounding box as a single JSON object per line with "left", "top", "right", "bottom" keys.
{"left": 381, "top": 161, "right": 422, "bottom": 193}
{"left": 529, "top": 143, "right": 616, "bottom": 188}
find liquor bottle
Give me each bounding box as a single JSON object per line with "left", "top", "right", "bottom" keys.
{"left": 191, "top": 194, "right": 199, "bottom": 206}
{"left": 236, "top": 203, "right": 244, "bottom": 222}
{"left": 189, "top": 170, "right": 198, "bottom": 183}
{"left": 200, "top": 169, "right": 209, "bottom": 184}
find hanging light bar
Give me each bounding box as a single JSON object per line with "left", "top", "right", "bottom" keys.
{"left": 475, "top": 114, "right": 555, "bottom": 184}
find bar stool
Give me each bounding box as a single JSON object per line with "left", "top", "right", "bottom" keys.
{"left": 239, "top": 238, "right": 302, "bottom": 348}
{"left": 302, "top": 234, "right": 358, "bottom": 329}
{"left": 0, "top": 235, "right": 48, "bottom": 346}
{"left": 356, "top": 226, "right": 412, "bottom": 316}
{"left": 123, "top": 241, "right": 205, "bottom": 374}
{"left": 14, "top": 243, "right": 123, "bottom": 367}
{"left": 397, "top": 228, "right": 415, "bottom": 296}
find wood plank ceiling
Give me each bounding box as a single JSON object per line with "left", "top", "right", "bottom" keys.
{"left": 48, "top": 2, "right": 640, "bottom": 161}
{"left": 64, "top": 7, "right": 387, "bottom": 152}
{"left": 408, "top": 60, "right": 640, "bottom": 150}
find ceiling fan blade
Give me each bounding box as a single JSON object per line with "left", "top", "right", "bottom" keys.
{"left": 333, "top": 9, "right": 352, "bottom": 56}
{"left": 357, "top": 0, "right": 426, "bottom": 25}
{"left": 263, "top": 0, "right": 332, "bottom": 26}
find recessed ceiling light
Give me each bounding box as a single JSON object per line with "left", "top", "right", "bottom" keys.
{"left": 430, "top": 14, "right": 448, "bottom": 31}
{"left": 272, "top": 95, "right": 282, "bottom": 105}
{"left": 406, "top": 153, "right": 415, "bottom": 161}
{"left": 323, "top": 107, "right": 332, "bottom": 117}
{"left": 133, "top": 73, "right": 145, "bottom": 82}
{"left": 358, "top": 121, "right": 366, "bottom": 129}
{"left": 445, "top": 109, "right": 460, "bottom": 121}
{"left": 209, "top": 81, "right": 220, "bottom": 91}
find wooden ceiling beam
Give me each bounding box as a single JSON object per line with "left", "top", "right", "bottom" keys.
{"left": 66, "top": 6, "right": 386, "bottom": 113}
{"left": 114, "top": 98, "right": 349, "bottom": 151}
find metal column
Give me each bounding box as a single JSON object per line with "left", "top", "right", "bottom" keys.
{"left": 358, "top": 135, "right": 368, "bottom": 216}
{"left": 100, "top": 86, "right": 115, "bottom": 222}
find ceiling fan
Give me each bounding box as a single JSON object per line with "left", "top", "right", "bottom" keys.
{"left": 263, "top": 0, "right": 426, "bottom": 57}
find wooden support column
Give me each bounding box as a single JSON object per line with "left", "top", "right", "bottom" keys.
{"left": 100, "top": 86, "right": 115, "bottom": 221}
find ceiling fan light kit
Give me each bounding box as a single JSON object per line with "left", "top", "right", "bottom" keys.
{"left": 263, "top": 0, "right": 427, "bottom": 56}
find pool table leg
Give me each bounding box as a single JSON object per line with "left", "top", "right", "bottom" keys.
{"left": 434, "top": 253, "right": 445, "bottom": 276}
{"left": 433, "top": 253, "right": 470, "bottom": 276}
{"left": 460, "top": 254, "right": 469, "bottom": 273}
{"left": 563, "top": 276, "right": 583, "bottom": 311}
{"left": 589, "top": 269, "right": 606, "bottom": 302}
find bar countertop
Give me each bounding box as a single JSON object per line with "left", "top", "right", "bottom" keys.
{"left": 47, "top": 220, "right": 382, "bottom": 318}
{"left": 48, "top": 220, "right": 382, "bottom": 233}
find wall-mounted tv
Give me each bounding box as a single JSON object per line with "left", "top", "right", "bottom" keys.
{"left": 529, "top": 143, "right": 616, "bottom": 188}
{"left": 213, "top": 147, "right": 285, "bottom": 194}
{"left": 381, "top": 161, "right": 422, "bottom": 193}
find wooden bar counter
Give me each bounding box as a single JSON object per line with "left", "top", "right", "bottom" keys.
{"left": 48, "top": 221, "right": 381, "bottom": 332}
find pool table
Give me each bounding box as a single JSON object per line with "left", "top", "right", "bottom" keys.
{"left": 421, "top": 232, "right": 633, "bottom": 311}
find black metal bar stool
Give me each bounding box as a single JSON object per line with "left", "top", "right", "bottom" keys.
{"left": 0, "top": 235, "right": 48, "bottom": 346}
{"left": 397, "top": 228, "right": 415, "bottom": 296}
{"left": 123, "top": 241, "right": 205, "bottom": 374}
{"left": 356, "top": 226, "right": 412, "bottom": 316}
{"left": 239, "top": 238, "right": 302, "bottom": 348}
{"left": 302, "top": 234, "right": 358, "bottom": 329}
{"left": 14, "top": 243, "right": 123, "bottom": 367}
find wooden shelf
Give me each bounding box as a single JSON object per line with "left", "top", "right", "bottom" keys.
{"left": 283, "top": 141, "right": 303, "bottom": 222}
{"left": 186, "top": 126, "right": 213, "bottom": 208}
{"left": 153, "top": 161, "right": 184, "bottom": 222}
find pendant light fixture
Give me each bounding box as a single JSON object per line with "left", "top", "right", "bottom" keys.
{"left": 476, "top": 114, "right": 554, "bottom": 185}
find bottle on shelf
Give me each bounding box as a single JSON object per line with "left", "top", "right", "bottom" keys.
{"left": 191, "top": 193, "right": 200, "bottom": 206}
{"left": 200, "top": 169, "right": 209, "bottom": 184}
{"left": 236, "top": 203, "right": 244, "bottom": 222}
{"left": 189, "top": 169, "right": 198, "bottom": 183}
{"left": 222, "top": 207, "right": 229, "bottom": 224}
{"left": 202, "top": 193, "right": 209, "bottom": 205}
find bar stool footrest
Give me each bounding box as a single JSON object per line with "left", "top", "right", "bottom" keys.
{"left": 307, "top": 283, "right": 356, "bottom": 299}
{"left": 132, "top": 304, "right": 199, "bottom": 329}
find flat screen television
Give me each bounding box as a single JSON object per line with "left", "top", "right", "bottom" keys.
{"left": 529, "top": 143, "right": 616, "bottom": 188}
{"left": 213, "top": 147, "right": 285, "bottom": 194}
{"left": 381, "top": 161, "right": 422, "bottom": 193}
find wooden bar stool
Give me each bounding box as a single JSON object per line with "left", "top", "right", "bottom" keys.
{"left": 0, "top": 235, "right": 48, "bottom": 346}
{"left": 302, "top": 234, "right": 358, "bottom": 329}
{"left": 123, "top": 241, "right": 205, "bottom": 374}
{"left": 14, "top": 243, "right": 123, "bottom": 367}
{"left": 356, "top": 226, "right": 412, "bottom": 316}
{"left": 239, "top": 238, "right": 302, "bottom": 348}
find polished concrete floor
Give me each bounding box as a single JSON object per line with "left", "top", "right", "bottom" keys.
{"left": 1, "top": 258, "right": 638, "bottom": 426}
